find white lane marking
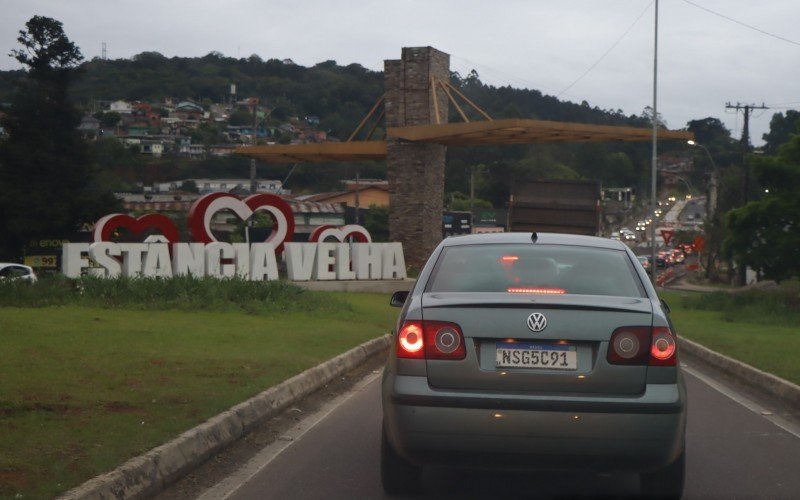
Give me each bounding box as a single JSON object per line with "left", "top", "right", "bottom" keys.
{"left": 682, "top": 364, "right": 800, "bottom": 439}
{"left": 197, "top": 371, "right": 382, "bottom": 500}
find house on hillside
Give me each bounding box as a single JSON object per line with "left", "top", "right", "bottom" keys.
{"left": 78, "top": 115, "right": 101, "bottom": 137}
{"left": 208, "top": 144, "right": 238, "bottom": 157}
{"left": 141, "top": 140, "right": 164, "bottom": 156}
{"left": 209, "top": 104, "right": 230, "bottom": 123}
{"left": 179, "top": 144, "right": 205, "bottom": 158}
{"left": 109, "top": 100, "right": 133, "bottom": 114}
{"left": 173, "top": 101, "right": 204, "bottom": 123}
{"left": 298, "top": 180, "right": 389, "bottom": 208}
{"left": 288, "top": 200, "right": 346, "bottom": 239}
{"left": 155, "top": 178, "right": 284, "bottom": 194}
{"left": 116, "top": 192, "right": 199, "bottom": 213}
{"left": 658, "top": 156, "right": 694, "bottom": 189}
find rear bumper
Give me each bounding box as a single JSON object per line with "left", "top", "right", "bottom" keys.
{"left": 382, "top": 373, "right": 686, "bottom": 473}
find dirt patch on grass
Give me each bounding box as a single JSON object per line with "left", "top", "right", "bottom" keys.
{"left": 0, "top": 469, "right": 29, "bottom": 490}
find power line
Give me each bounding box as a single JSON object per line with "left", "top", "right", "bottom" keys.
{"left": 449, "top": 54, "right": 556, "bottom": 94}
{"left": 452, "top": 2, "right": 654, "bottom": 101}
{"left": 726, "top": 102, "right": 768, "bottom": 150}
{"left": 764, "top": 101, "right": 800, "bottom": 107}
{"left": 753, "top": 109, "right": 769, "bottom": 119}
{"left": 681, "top": 0, "right": 800, "bottom": 47}
{"left": 557, "top": 1, "right": 653, "bottom": 97}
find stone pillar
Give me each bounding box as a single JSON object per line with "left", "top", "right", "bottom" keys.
{"left": 384, "top": 47, "right": 450, "bottom": 269}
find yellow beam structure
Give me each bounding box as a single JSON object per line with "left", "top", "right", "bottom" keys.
{"left": 237, "top": 120, "right": 693, "bottom": 163}
{"left": 237, "top": 141, "right": 387, "bottom": 163}
{"left": 387, "top": 118, "right": 693, "bottom": 146}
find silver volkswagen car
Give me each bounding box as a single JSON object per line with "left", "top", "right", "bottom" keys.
{"left": 382, "top": 233, "right": 686, "bottom": 498}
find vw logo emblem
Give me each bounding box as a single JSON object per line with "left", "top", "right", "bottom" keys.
{"left": 527, "top": 312, "right": 547, "bottom": 332}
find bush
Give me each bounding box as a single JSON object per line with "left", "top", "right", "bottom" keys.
{"left": 0, "top": 275, "right": 349, "bottom": 314}
{"left": 679, "top": 284, "right": 800, "bottom": 326}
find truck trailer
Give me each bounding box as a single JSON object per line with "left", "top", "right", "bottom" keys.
{"left": 507, "top": 179, "right": 602, "bottom": 236}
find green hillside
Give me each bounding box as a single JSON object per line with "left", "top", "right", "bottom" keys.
{"left": 0, "top": 52, "right": 682, "bottom": 202}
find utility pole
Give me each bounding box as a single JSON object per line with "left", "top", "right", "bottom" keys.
{"left": 725, "top": 102, "right": 767, "bottom": 203}
{"left": 354, "top": 171, "right": 361, "bottom": 225}
{"left": 247, "top": 97, "right": 259, "bottom": 239}
{"left": 469, "top": 165, "right": 475, "bottom": 214}
{"left": 725, "top": 102, "right": 767, "bottom": 285}
{"left": 250, "top": 97, "right": 259, "bottom": 194}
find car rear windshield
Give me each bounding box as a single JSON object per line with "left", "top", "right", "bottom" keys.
{"left": 427, "top": 244, "right": 646, "bottom": 298}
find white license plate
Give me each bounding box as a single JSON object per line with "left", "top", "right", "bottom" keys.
{"left": 496, "top": 342, "right": 577, "bottom": 370}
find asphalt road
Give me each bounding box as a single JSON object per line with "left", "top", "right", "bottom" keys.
{"left": 192, "top": 359, "right": 800, "bottom": 500}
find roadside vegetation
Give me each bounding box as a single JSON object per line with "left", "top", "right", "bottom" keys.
{"left": 677, "top": 283, "right": 800, "bottom": 326}
{"left": 0, "top": 280, "right": 396, "bottom": 498}
{"left": 660, "top": 287, "right": 800, "bottom": 385}
{"left": 0, "top": 275, "right": 348, "bottom": 314}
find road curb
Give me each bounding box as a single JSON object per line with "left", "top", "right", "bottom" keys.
{"left": 679, "top": 337, "right": 800, "bottom": 411}
{"left": 58, "top": 334, "right": 392, "bottom": 500}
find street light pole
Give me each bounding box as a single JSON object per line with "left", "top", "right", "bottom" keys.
{"left": 687, "top": 140, "right": 718, "bottom": 220}
{"left": 650, "top": 0, "right": 659, "bottom": 285}
{"left": 673, "top": 175, "right": 695, "bottom": 195}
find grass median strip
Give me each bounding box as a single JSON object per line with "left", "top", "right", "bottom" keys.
{"left": 0, "top": 287, "right": 397, "bottom": 499}
{"left": 660, "top": 290, "right": 800, "bottom": 386}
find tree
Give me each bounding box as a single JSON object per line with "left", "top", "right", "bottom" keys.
{"left": 228, "top": 107, "right": 253, "bottom": 126}
{"left": 762, "top": 110, "right": 800, "bottom": 155}
{"left": 363, "top": 205, "right": 389, "bottom": 242}
{"left": 446, "top": 191, "right": 492, "bottom": 211}
{"left": 95, "top": 110, "right": 121, "bottom": 129}
{"left": 179, "top": 180, "right": 199, "bottom": 193}
{"left": 0, "top": 16, "right": 117, "bottom": 259}
{"left": 189, "top": 122, "right": 225, "bottom": 146}
{"left": 640, "top": 106, "right": 667, "bottom": 128}
{"left": 724, "top": 135, "right": 800, "bottom": 282}
{"left": 10, "top": 16, "right": 83, "bottom": 73}
{"left": 686, "top": 117, "right": 730, "bottom": 145}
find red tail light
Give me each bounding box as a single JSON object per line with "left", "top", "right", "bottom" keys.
{"left": 650, "top": 327, "right": 677, "bottom": 366}
{"left": 607, "top": 327, "right": 650, "bottom": 365}
{"left": 424, "top": 321, "right": 466, "bottom": 360}
{"left": 396, "top": 320, "right": 465, "bottom": 360}
{"left": 397, "top": 321, "right": 424, "bottom": 358}
{"left": 607, "top": 326, "right": 678, "bottom": 366}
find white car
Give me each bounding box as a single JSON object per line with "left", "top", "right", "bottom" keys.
{"left": 0, "top": 263, "right": 37, "bottom": 283}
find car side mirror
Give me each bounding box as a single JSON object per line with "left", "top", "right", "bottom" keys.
{"left": 661, "top": 299, "right": 671, "bottom": 314}
{"left": 390, "top": 291, "right": 409, "bottom": 307}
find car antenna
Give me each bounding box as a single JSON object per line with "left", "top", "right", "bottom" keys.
{"left": 531, "top": 232, "right": 538, "bottom": 243}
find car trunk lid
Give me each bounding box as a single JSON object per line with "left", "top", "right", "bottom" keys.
{"left": 421, "top": 292, "right": 652, "bottom": 395}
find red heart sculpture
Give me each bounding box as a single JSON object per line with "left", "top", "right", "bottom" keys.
{"left": 92, "top": 213, "right": 180, "bottom": 243}
{"left": 188, "top": 192, "right": 295, "bottom": 253}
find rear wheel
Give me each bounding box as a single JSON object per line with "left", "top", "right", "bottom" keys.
{"left": 381, "top": 425, "right": 421, "bottom": 495}
{"left": 640, "top": 451, "right": 685, "bottom": 499}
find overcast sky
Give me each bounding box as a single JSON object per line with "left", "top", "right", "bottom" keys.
{"left": 2, "top": 0, "right": 798, "bottom": 145}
